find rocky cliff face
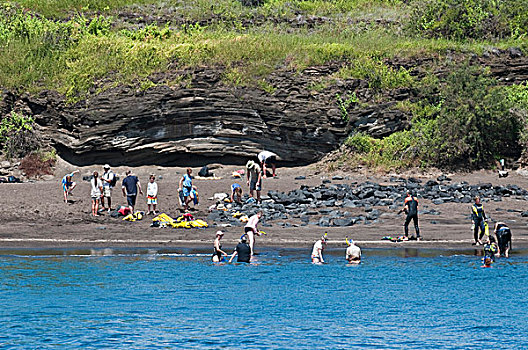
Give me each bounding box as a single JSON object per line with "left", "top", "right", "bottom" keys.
{"left": 2, "top": 66, "right": 408, "bottom": 166}
{"left": 1, "top": 49, "right": 527, "bottom": 166}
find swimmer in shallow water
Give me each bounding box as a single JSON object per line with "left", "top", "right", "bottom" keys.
{"left": 311, "top": 233, "right": 327, "bottom": 264}
{"left": 212, "top": 231, "right": 228, "bottom": 263}
{"left": 481, "top": 256, "right": 493, "bottom": 268}
{"left": 345, "top": 237, "right": 361, "bottom": 264}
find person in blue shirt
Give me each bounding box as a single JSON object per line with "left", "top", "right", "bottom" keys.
{"left": 179, "top": 168, "right": 197, "bottom": 211}
{"left": 230, "top": 183, "right": 243, "bottom": 203}
{"left": 61, "top": 170, "right": 80, "bottom": 203}
{"left": 121, "top": 170, "right": 143, "bottom": 212}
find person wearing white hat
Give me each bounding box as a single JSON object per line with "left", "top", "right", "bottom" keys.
{"left": 212, "top": 231, "right": 228, "bottom": 262}
{"left": 345, "top": 237, "right": 361, "bottom": 264}
{"left": 101, "top": 164, "right": 116, "bottom": 212}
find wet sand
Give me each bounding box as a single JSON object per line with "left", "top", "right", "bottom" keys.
{"left": 1, "top": 158, "right": 528, "bottom": 251}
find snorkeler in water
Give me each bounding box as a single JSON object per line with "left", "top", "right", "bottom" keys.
{"left": 345, "top": 237, "right": 361, "bottom": 264}
{"left": 311, "top": 233, "right": 328, "bottom": 264}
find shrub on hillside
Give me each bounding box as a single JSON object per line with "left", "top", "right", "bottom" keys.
{"left": 19, "top": 150, "right": 56, "bottom": 178}
{"left": 0, "top": 112, "right": 40, "bottom": 159}
{"left": 409, "top": 0, "right": 528, "bottom": 40}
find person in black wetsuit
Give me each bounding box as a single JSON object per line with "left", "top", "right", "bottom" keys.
{"left": 212, "top": 231, "right": 228, "bottom": 262}
{"left": 403, "top": 190, "right": 421, "bottom": 241}
{"left": 228, "top": 236, "right": 251, "bottom": 263}
{"left": 471, "top": 196, "right": 487, "bottom": 246}
{"left": 483, "top": 236, "right": 499, "bottom": 262}
{"left": 494, "top": 222, "right": 512, "bottom": 257}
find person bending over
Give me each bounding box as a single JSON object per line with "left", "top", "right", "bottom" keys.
{"left": 258, "top": 150, "right": 278, "bottom": 178}
{"left": 494, "top": 222, "right": 512, "bottom": 257}
{"left": 345, "top": 237, "right": 361, "bottom": 264}
{"left": 230, "top": 183, "right": 243, "bottom": 203}
{"left": 62, "top": 170, "right": 80, "bottom": 203}
{"left": 311, "top": 234, "right": 328, "bottom": 264}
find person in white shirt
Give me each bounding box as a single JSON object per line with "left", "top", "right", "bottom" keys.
{"left": 258, "top": 150, "right": 278, "bottom": 178}
{"left": 90, "top": 171, "right": 103, "bottom": 217}
{"left": 101, "top": 164, "right": 115, "bottom": 212}
{"left": 146, "top": 175, "right": 158, "bottom": 215}
{"left": 311, "top": 234, "right": 328, "bottom": 264}
{"left": 345, "top": 237, "right": 361, "bottom": 264}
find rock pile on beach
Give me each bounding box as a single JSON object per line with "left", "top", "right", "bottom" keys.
{"left": 208, "top": 176, "right": 528, "bottom": 228}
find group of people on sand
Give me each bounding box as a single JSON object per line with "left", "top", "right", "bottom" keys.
{"left": 212, "top": 211, "right": 264, "bottom": 263}
{"left": 62, "top": 165, "right": 160, "bottom": 216}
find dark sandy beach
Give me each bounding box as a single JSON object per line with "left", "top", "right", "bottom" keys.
{"left": 1, "top": 158, "right": 528, "bottom": 251}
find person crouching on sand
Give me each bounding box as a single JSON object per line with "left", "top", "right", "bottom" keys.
{"left": 90, "top": 171, "right": 103, "bottom": 216}
{"left": 311, "top": 234, "right": 328, "bottom": 264}
{"left": 212, "top": 231, "right": 228, "bottom": 263}
{"left": 345, "top": 237, "right": 361, "bottom": 264}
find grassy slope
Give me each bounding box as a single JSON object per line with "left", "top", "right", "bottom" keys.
{"left": 1, "top": 0, "right": 527, "bottom": 170}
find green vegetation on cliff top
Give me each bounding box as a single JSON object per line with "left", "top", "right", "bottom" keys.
{"left": 1, "top": 0, "right": 528, "bottom": 169}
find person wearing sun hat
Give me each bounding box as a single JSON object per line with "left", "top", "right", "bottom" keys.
{"left": 212, "top": 231, "right": 228, "bottom": 263}
{"left": 246, "top": 159, "right": 262, "bottom": 204}
{"left": 101, "top": 164, "right": 116, "bottom": 212}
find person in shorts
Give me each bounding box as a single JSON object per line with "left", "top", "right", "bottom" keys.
{"left": 101, "top": 164, "right": 115, "bottom": 212}
{"left": 146, "top": 174, "right": 158, "bottom": 215}
{"left": 258, "top": 150, "right": 278, "bottom": 178}
{"left": 244, "top": 210, "right": 263, "bottom": 256}
{"left": 90, "top": 171, "right": 103, "bottom": 216}
{"left": 246, "top": 160, "right": 262, "bottom": 203}
{"left": 61, "top": 170, "right": 80, "bottom": 203}
{"left": 122, "top": 170, "right": 143, "bottom": 212}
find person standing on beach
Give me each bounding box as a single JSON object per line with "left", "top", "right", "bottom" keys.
{"left": 90, "top": 171, "right": 103, "bottom": 216}
{"left": 311, "top": 234, "right": 327, "bottom": 264}
{"left": 345, "top": 237, "right": 361, "bottom": 264}
{"left": 212, "top": 231, "right": 228, "bottom": 262}
{"left": 122, "top": 170, "right": 143, "bottom": 212}
{"left": 244, "top": 211, "right": 263, "bottom": 256}
{"left": 179, "top": 168, "right": 197, "bottom": 211}
{"left": 229, "top": 235, "right": 251, "bottom": 263}
{"left": 101, "top": 164, "right": 115, "bottom": 212}
{"left": 62, "top": 170, "right": 80, "bottom": 203}
{"left": 471, "top": 196, "right": 487, "bottom": 246}
{"left": 246, "top": 160, "right": 262, "bottom": 203}
{"left": 258, "top": 150, "right": 278, "bottom": 178}
{"left": 146, "top": 174, "right": 158, "bottom": 215}
{"left": 403, "top": 190, "right": 421, "bottom": 241}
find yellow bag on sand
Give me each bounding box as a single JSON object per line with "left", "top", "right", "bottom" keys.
{"left": 190, "top": 219, "right": 209, "bottom": 228}
{"left": 239, "top": 215, "right": 249, "bottom": 223}
{"left": 123, "top": 213, "right": 136, "bottom": 222}
{"left": 232, "top": 211, "right": 243, "bottom": 218}
{"left": 153, "top": 213, "right": 175, "bottom": 225}
{"left": 172, "top": 221, "right": 192, "bottom": 229}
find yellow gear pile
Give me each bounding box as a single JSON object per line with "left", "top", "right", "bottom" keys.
{"left": 123, "top": 211, "right": 144, "bottom": 222}
{"left": 151, "top": 213, "right": 208, "bottom": 229}
{"left": 232, "top": 211, "right": 249, "bottom": 222}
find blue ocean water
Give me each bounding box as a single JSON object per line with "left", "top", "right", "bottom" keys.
{"left": 0, "top": 247, "right": 527, "bottom": 349}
